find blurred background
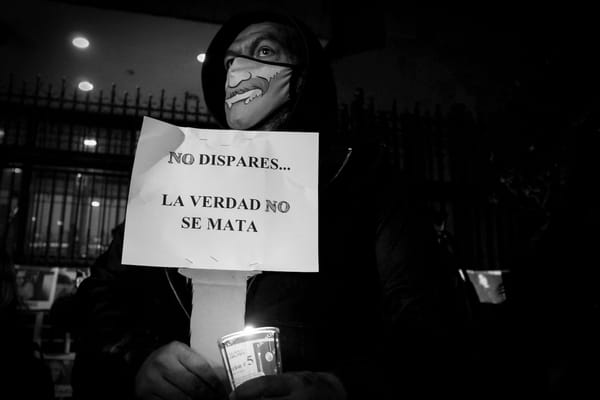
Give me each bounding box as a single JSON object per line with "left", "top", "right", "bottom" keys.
{"left": 1, "top": 1, "right": 599, "bottom": 398}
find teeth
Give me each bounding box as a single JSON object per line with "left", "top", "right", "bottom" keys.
{"left": 225, "top": 89, "right": 263, "bottom": 108}
{"left": 244, "top": 90, "right": 262, "bottom": 104}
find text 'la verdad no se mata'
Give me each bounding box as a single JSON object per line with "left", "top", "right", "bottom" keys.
{"left": 122, "top": 116, "right": 318, "bottom": 271}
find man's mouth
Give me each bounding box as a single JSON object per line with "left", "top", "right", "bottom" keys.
{"left": 225, "top": 76, "right": 270, "bottom": 109}
{"left": 225, "top": 88, "right": 263, "bottom": 108}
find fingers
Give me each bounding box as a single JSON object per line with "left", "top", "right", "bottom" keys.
{"left": 136, "top": 341, "right": 225, "bottom": 400}
{"left": 152, "top": 376, "right": 193, "bottom": 400}
{"left": 232, "top": 374, "right": 292, "bottom": 399}
{"left": 161, "top": 362, "right": 206, "bottom": 398}
{"left": 175, "top": 342, "right": 223, "bottom": 392}
{"left": 136, "top": 356, "right": 192, "bottom": 400}
{"left": 231, "top": 372, "right": 346, "bottom": 400}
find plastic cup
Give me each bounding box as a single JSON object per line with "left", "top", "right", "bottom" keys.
{"left": 218, "top": 326, "right": 282, "bottom": 390}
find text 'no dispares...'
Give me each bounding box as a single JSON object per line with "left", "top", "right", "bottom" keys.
{"left": 168, "top": 151, "right": 291, "bottom": 171}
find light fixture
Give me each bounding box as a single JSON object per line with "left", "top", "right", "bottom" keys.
{"left": 91, "top": 200, "right": 100, "bottom": 207}
{"left": 196, "top": 53, "right": 206, "bottom": 63}
{"left": 12, "top": 168, "right": 22, "bottom": 174}
{"left": 78, "top": 81, "right": 94, "bottom": 91}
{"left": 72, "top": 36, "right": 90, "bottom": 49}
{"left": 83, "top": 138, "right": 97, "bottom": 147}
{"left": 0, "top": 128, "right": 5, "bottom": 138}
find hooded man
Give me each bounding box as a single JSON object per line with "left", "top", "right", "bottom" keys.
{"left": 137, "top": 13, "right": 380, "bottom": 400}
{"left": 73, "top": 11, "right": 384, "bottom": 400}
{"left": 73, "top": 11, "right": 470, "bottom": 400}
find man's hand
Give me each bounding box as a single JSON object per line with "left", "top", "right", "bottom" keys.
{"left": 135, "top": 341, "right": 227, "bottom": 400}
{"left": 230, "top": 371, "right": 346, "bottom": 400}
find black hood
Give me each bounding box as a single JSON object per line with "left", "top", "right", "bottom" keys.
{"left": 202, "top": 12, "right": 354, "bottom": 184}
{"left": 202, "top": 11, "right": 338, "bottom": 143}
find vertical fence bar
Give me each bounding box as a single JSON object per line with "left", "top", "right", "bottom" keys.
{"left": 83, "top": 173, "right": 96, "bottom": 261}
{"left": 68, "top": 87, "right": 78, "bottom": 152}
{"left": 159, "top": 90, "right": 165, "bottom": 119}
{"left": 59, "top": 78, "right": 66, "bottom": 111}
{"left": 69, "top": 173, "right": 84, "bottom": 263}
{"left": 1, "top": 168, "right": 18, "bottom": 243}
{"left": 14, "top": 155, "right": 31, "bottom": 261}
{"left": 146, "top": 94, "right": 153, "bottom": 117}
{"left": 122, "top": 91, "right": 129, "bottom": 117}
{"left": 109, "top": 84, "right": 116, "bottom": 115}
{"left": 99, "top": 89, "right": 110, "bottom": 154}
{"left": 115, "top": 175, "right": 123, "bottom": 226}
{"left": 43, "top": 169, "right": 58, "bottom": 261}
{"left": 135, "top": 87, "right": 141, "bottom": 117}
{"left": 26, "top": 170, "right": 44, "bottom": 260}
{"left": 194, "top": 94, "right": 200, "bottom": 125}
{"left": 99, "top": 175, "right": 109, "bottom": 253}
{"left": 56, "top": 171, "right": 70, "bottom": 265}
{"left": 44, "top": 83, "right": 55, "bottom": 150}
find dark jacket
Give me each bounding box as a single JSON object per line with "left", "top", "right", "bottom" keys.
{"left": 72, "top": 150, "right": 386, "bottom": 399}
{"left": 73, "top": 157, "right": 471, "bottom": 399}
{"left": 73, "top": 11, "right": 471, "bottom": 400}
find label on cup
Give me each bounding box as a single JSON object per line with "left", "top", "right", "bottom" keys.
{"left": 218, "top": 326, "right": 282, "bottom": 390}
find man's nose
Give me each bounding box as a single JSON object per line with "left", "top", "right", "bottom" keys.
{"left": 226, "top": 58, "right": 252, "bottom": 88}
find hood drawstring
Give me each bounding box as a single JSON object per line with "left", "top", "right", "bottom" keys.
{"left": 327, "top": 147, "right": 353, "bottom": 185}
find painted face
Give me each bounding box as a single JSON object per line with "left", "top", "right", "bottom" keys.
{"left": 224, "top": 22, "right": 298, "bottom": 130}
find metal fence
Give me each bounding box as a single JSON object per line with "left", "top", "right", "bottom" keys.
{"left": 341, "top": 90, "right": 532, "bottom": 271}
{"left": 23, "top": 168, "right": 129, "bottom": 266}
{"left": 1, "top": 76, "right": 535, "bottom": 270}
{"left": 0, "top": 75, "right": 217, "bottom": 266}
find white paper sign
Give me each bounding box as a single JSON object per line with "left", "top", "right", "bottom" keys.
{"left": 122, "top": 117, "right": 319, "bottom": 272}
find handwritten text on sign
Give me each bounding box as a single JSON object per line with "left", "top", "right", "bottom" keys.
{"left": 122, "top": 117, "right": 319, "bottom": 272}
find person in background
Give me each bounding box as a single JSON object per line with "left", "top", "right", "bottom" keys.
{"left": 1, "top": 248, "right": 54, "bottom": 400}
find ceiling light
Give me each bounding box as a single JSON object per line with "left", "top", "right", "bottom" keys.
{"left": 72, "top": 36, "right": 90, "bottom": 49}
{"left": 78, "top": 81, "right": 94, "bottom": 91}
{"left": 196, "top": 53, "right": 206, "bottom": 63}
{"left": 83, "top": 138, "right": 97, "bottom": 147}
{"left": 91, "top": 200, "right": 100, "bottom": 207}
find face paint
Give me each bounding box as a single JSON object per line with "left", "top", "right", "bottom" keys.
{"left": 224, "top": 56, "right": 293, "bottom": 130}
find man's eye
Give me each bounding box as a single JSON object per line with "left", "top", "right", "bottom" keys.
{"left": 257, "top": 46, "right": 274, "bottom": 57}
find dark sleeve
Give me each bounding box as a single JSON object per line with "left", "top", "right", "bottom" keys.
{"left": 72, "top": 224, "right": 191, "bottom": 400}
{"left": 376, "top": 194, "right": 449, "bottom": 331}
{"left": 374, "top": 189, "right": 472, "bottom": 398}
